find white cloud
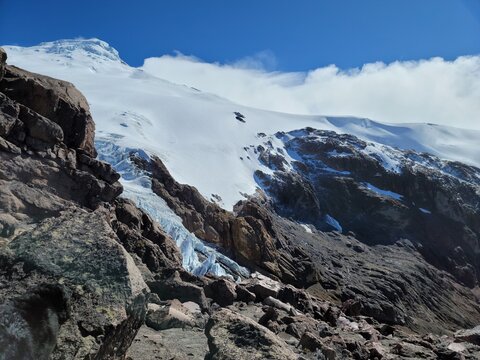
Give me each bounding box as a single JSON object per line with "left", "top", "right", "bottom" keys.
{"left": 231, "top": 50, "right": 278, "bottom": 70}
{"left": 142, "top": 53, "right": 480, "bottom": 130}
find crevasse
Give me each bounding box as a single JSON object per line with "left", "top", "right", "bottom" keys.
{"left": 96, "top": 138, "right": 250, "bottom": 281}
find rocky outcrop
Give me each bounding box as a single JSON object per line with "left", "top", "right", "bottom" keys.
{"left": 0, "top": 65, "right": 96, "bottom": 157}
{"left": 0, "top": 59, "right": 124, "bottom": 236}
{"left": 112, "top": 198, "right": 182, "bottom": 275}
{"left": 256, "top": 128, "right": 480, "bottom": 288}
{"left": 133, "top": 153, "right": 319, "bottom": 286}
{"left": 1, "top": 209, "right": 148, "bottom": 359}
{"left": 0, "top": 48, "right": 6, "bottom": 82}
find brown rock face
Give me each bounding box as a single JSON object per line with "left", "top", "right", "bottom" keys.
{"left": 0, "top": 65, "right": 96, "bottom": 157}
{"left": 204, "top": 278, "right": 237, "bottom": 306}
{"left": 112, "top": 198, "right": 182, "bottom": 274}
{"left": 139, "top": 154, "right": 319, "bottom": 286}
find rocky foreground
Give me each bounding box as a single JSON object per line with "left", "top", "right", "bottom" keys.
{"left": 1, "top": 47, "right": 480, "bottom": 359}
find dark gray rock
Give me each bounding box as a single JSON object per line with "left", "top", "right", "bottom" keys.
{"left": 236, "top": 284, "right": 256, "bottom": 303}
{"left": 0, "top": 48, "right": 6, "bottom": 81}
{"left": 145, "top": 299, "right": 196, "bottom": 330}
{"left": 1, "top": 209, "right": 148, "bottom": 359}
{"left": 205, "top": 278, "right": 237, "bottom": 307}
{"left": 205, "top": 308, "right": 297, "bottom": 360}
{"left": 148, "top": 270, "right": 209, "bottom": 310}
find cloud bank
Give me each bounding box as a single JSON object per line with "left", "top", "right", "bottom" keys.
{"left": 142, "top": 53, "right": 480, "bottom": 130}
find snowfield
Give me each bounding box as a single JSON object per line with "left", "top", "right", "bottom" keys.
{"left": 4, "top": 38, "right": 480, "bottom": 210}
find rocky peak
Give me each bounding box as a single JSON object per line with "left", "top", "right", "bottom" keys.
{"left": 37, "top": 38, "right": 123, "bottom": 63}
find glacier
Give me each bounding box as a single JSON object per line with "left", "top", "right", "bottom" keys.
{"left": 3, "top": 38, "right": 480, "bottom": 211}
{"left": 96, "top": 138, "right": 250, "bottom": 280}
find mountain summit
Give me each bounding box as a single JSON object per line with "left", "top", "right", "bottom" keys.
{"left": 39, "top": 38, "right": 123, "bottom": 62}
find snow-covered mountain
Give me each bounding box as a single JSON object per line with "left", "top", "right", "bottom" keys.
{"left": 4, "top": 39, "right": 480, "bottom": 360}
{"left": 4, "top": 38, "right": 480, "bottom": 211}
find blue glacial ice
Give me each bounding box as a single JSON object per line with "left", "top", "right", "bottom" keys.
{"left": 96, "top": 139, "right": 250, "bottom": 280}
{"left": 325, "top": 214, "right": 343, "bottom": 232}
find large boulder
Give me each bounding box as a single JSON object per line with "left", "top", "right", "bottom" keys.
{"left": 205, "top": 308, "right": 298, "bottom": 360}
{"left": 241, "top": 272, "right": 281, "bottom": 301}
{"left": 148, "top": 270, "right": 209, "bottom": 310}
{"left": 145, "top": 299, "right": 197, "bottom": 330}
{"left": 0, "top": 208, "right": 148, "bottom": 359}
{"left": 204, "top": 278, "right": 237, "bottom": 307}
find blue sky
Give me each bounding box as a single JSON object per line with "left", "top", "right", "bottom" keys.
{"left": 1, "top": 0, "right": 480, "bottom": 70}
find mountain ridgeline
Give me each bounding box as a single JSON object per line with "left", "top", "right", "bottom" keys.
{"left": 1, "top": 43, "right": 480, "bottom": 359}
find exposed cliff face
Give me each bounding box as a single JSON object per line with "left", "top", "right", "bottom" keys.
{"left": 255, "top": 128, "right": 480, "bottom": 288}
{"left": 133, "top": 154, "right": 319, "bottom": 287}
{"left": 0, "top": 48, "right": 6, "bottom": 81}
